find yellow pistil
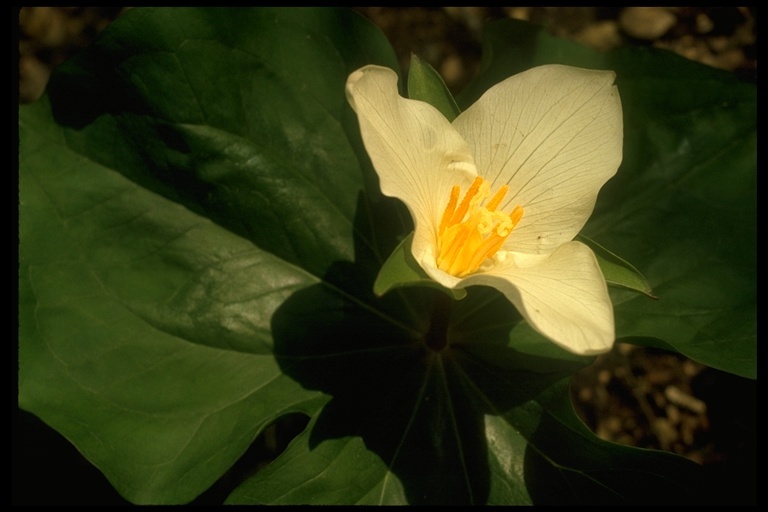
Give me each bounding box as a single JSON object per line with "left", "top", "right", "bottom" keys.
{"left": 436, "top": 178, "right": 524, "bottom": 277}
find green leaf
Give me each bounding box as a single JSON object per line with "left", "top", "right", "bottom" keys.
{"left": 373, "top": 232, "right": 466, "bottom": 300}
{"left": 225, "top": 303, "right": 706, "bottom": 505}
{"left": 576, "top": 234, "right": 655, "bottom": 298}
{"left": 19, "top": 97, "right": 329, "bottom": 504}
{"left": 461, "top": 18, "right": 756, "bottom": 379}
{"left": 19, "top": 7, "right": 401, "bottom": 504}
{"left": 407, "top": 53, "right": 461, "bottom": 121}
{"left": 482, "top": 378, "right": 708, "bottom": 505}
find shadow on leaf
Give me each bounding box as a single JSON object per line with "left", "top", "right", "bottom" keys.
{"left": 270, "top": 194, "right": 601, "bottom": 505}
{"left": 522, "top": 402, "right": 712, "bottom": 505}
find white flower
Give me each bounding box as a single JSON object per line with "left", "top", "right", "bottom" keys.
{"left": 346, "top": 64, "right": 623, "bottom": 355}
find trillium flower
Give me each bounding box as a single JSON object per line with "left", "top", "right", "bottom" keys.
{"left": 346, "top": 64, "right": 623, "bottom": 355}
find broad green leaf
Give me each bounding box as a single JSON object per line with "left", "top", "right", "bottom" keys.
{"left": 407, "top": 53, "right": 461, "bottom": 121}
{"left": 460, "top": 19, "right": 756, "bottom": 379}
{"left": 19, "top": 96, "right": 329, "bottom": 504}
{"left": 226, "top": 295, "right": 706, "bottom": 504}
{"left": 41, "top": 7, "right": 401, "bottom": 279}
{"left": 576, "top": 234, "right": 655, "bottom": 298}
{"left": 19, "top": 7, "right": 402, "bottom": 504}
{"left": 373, "top": 232, "right": 466, "bottom": 300}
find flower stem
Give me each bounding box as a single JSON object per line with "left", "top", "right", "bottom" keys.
{"left": 424, "top": 291, "right": 452, "bottom": 352}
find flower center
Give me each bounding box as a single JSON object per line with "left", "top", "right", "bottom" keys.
{"left": 436, "top": 177, "right": 524, "bottom": 278}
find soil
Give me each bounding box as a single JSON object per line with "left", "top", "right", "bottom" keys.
{"left": 16, "top": 7, "right": 756, "bottom": 505}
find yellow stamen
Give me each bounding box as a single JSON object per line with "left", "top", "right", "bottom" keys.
{"left": 509, "top": 205, "right": 524, "bottom": 225}
{"left": 485, "top": 184, "right": 509, "bottom": 211}
{"left": 437, "top": 178, "right": 524, "bottom": 277}
{"left": 439, "top": 186, "right": 459, "bottom": 235}
{"left": 449, "top": 177, "right": 483, "bottom": 226}
{"left": 465, "top": 233, "right": 507, "bottom": 274}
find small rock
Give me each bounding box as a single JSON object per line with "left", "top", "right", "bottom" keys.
{"left": 504, "top": 7, "right": 531, "bottom": 22}
{"left": 19, "top": 7, "right": 68, "bottom": 48}
{"left": 577, "top": 387, "right": 592, "bottom": 402}
{"left": 665, "top": 385, "right": 706, "bottom": 414}
{"left": 618, "top": 343, "right": 635, "bottom": 355}
{"left": 696, "top": 13, "right": 714, "bottom": 34}
{"left": 708, "top": 36, "right": 731, "bottom": 53}
{"left": 682, "top": 359, "right": 703, "bottom": 377}
{"left": 665, "top": 404, "right": 681, "bottom": 425}
{"left": 652, "top": 418, "right": 677, "bottom": 450}
{"left": 440, "top": 54, "right": 464, "bottom": 89}
{"left": 715, "top": 48, "right": 746, "bottom": 72}
{"left": 574, "top": 21, "right": 622, "bottom": 52}
{"left": 620, "top": 7, "right": 677, "bottom": 40}
{"left": 19, "top": 54, "right": 50, "bottom": 103}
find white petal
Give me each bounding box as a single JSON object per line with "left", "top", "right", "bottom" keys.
{"left": 346, "top": 66, "right": 477, "bottom": 266}
{"left": 453, "top": 64, "right": 623, "bottom": 254}
{"left": 460, "top": 241, "right": 615, "bottom": 355}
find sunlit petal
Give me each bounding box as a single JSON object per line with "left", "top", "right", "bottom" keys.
{"left": 461, "top": 241, "right": 615, "bottom": 355}
{"left": 453, "top": 65, "right": 623, "bottom": 254}
{"left": 346, "top": 66, "right": 477, "bottom": 260}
